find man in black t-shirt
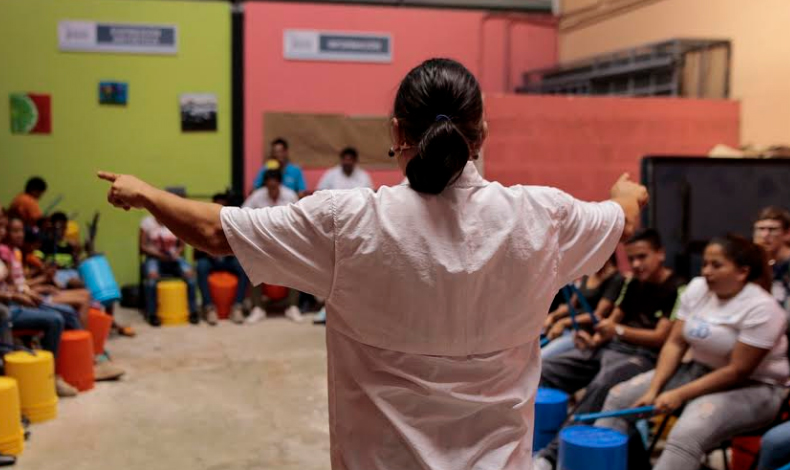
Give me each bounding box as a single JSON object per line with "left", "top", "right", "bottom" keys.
{"left": 535, "top": 229, "right": 683, "bottom": 470}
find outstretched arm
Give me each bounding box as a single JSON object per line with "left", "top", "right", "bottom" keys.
{"left": 609, "top": 173, "right": 649, "bottom": 241}
{"left": 98, "top": 172, "right": 231, "bottom": 256}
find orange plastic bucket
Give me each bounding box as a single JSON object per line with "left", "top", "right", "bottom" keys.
{"left": 263, "top": 284, "right": 289, "bottom": 301}
{"left": 87, "top": 309, "right": 113, "bottom": 355}
{"left": 208, "top": 272, "right": 238, "bottom": 320}
{"left": 56, "top": 330, "right": 95, "bottom": 392}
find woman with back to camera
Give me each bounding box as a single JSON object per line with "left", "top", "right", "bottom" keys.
{"left": 98, "top": 58, "right": 647, "bottom": 470}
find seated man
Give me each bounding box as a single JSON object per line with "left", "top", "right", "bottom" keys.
{"left": 541, "top": 253, "right": 625, "bottom": 359}
{"left": 140, "top": 212, "right": 198, "bottom": 326}
{"left": 37, "top": 212, "right": 84, "bottom": 289}
{"left": 9, "top": 176, "right": 47, "bottom": 226}
{"left": 195, "top": 193, "right": 249, "bottom": 325}
{"left": 752, "top": 206, "right": 790, "bottom": 315}
{"left": 535, "top": 228, "right": 684, "bottom": 470}
{"left": 317, "top": 147, "right": 373, "bottom": 191}
{"left": 252, "top": 138, "right": 307, "bottom": 197}
{"left": 242, "top": 169, "right": 302, "bottom": 323}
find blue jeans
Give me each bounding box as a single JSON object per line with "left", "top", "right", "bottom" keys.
{"left": 759, "top": 420, "right": 790, "bottom": 470}
{"left": 0, "top": 304, "right": 11, "bottom": 345}
{"left": 9, "top": 304, "right": 65, "bottom": 357}
{"left": 196, "top": 256, "right": 248, "bottom": 308}
{"left": 541, "top": 330, "right": 575, "bottom": 359}
{"left": 41, "top": 302, "right": 82, "bottom": 330}
{"left": 143, "top": 257, "right": 198, "bottom": 317}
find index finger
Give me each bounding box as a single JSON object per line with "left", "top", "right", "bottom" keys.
{"left": 97, "top": 171, "right": 119, "bottom": 182}
{"left": 617, "top": 173, "right": 631, "bottom": 183}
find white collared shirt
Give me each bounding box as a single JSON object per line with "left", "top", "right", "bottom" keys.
{"left": 221, "top": 161, "right": 624, "bottom": 470}
{"left": 242, "top": 185, "right": 299, "bottom": 209}
{"left": 317, "top": 165, "right": 373, "bottom": 191}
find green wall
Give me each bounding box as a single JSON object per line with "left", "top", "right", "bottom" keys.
{"left": 0, "top": 0, "right": 232, "bottom": 286}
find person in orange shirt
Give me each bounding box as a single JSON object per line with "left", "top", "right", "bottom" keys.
{"left": 9, "top": 177, "right": 47, "bottom": 226}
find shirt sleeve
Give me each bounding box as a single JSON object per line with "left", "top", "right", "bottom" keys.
{"left": 295, "top": 167, "right": 307, "bottom": 193}
{"left": 241, "top": 191, "right": 259, "bottom": 209}
{"left": 555, "top": 190, "right": 625, "bottom": 287}
{"left": 362, "top": 171, "right": 373, "bottom": 189}
{"left": 316, "top": 171, "right": 331, "bottom": 191}
{"left": 674, "top": 278, "right": 705, "bottom": 321}
{"left": 601, "top": 274, "right": 626, "bottom": 302}
{"left": 254, "top": 168, "right": 268, "bottom": 190}
{"left": 220, "top": 191, "right": 335, "bottom": 298}
{"left": 739, "top": 296, "right": 788, "bottom": 350}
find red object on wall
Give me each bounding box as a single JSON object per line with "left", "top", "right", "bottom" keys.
{"left": 28, "top": 94, "right": 51, "bottom": 134}
{"left": 484, "top": 94, "right": 740, "bottom": 201}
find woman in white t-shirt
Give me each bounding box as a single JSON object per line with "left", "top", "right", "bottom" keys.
{"left": 597, "top": 234, "right": 789, "bottom": 470}
{"left": 98, "top": 58, "right": 648, "bottom": 470}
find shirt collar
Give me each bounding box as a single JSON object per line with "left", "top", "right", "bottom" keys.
{"left": 450, "top": 161, "right": 486, "bottom": 188}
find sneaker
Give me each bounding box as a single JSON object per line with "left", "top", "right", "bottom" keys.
{"left": 246, "top": 306, "right": 267, "bottom": 324}
{"left": 534, "top": 457, "right": 554, "bottom": 470}
{"left": 148, "top": 315, "right": 161, "bottom": 327}
{"left": 313, "top": 307, "right": 327, "bottom": 325}
{"left": 204, "top": 306, "right": 218, "bottom": 326}
{"left": 94, "top": 361, "right": 125, "bottom": 381}
{"left": 189, "top": 312, "right": 200, "bottom": 325}
{"left": 56, "top": 376, "right": 78, "bottom": 397}
{"left": 230, "top": 304, "right": 245, "bottom": 324}
{"left": 285, "top": 306, "right": 304, "bottom": 323}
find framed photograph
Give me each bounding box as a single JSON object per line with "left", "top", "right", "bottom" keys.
{"left": 179, "top": 93, "right": 217, "bottom": 132}
{"left": 99, "top": 81, "right": 128, "bottom": 105}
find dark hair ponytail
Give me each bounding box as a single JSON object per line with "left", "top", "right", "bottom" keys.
{"left": 709, "top": 234, "right": 772, "bottom": 292}
{"left": 394, "top": 58, "right": 484, "bottom": 195}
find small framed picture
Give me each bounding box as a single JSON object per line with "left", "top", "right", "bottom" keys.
{"left": 180, "top": 93, "right": 217, "bottom": 132}
{"left": 99, "top": 81, "right": 128, "bottom": 105}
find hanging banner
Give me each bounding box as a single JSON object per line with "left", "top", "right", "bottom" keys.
{"left": 284, "top": 30, "right": 392, "bottom": 63}
{"left": 58, "top": 20, "right": 178, "bottom": 55}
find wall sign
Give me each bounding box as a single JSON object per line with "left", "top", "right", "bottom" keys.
{"left": 284, "top": 30, "right": 392, "bottom": 63}
{"left": 58, "top": 20, "right": 178, "bottom": 55}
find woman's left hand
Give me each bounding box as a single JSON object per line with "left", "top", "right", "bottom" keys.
{"left": 654, "top": 389, "right": 685, "bottom": 414}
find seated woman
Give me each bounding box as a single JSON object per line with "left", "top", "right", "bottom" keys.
{"left": 0, "top": 209, "right": 73, "bottom": 396}
{"left": 140, "top": 214, "right": 198, "bottom": 326}
{"left": 0, "top": 213, "right": 124, "bottom": 385}
{"left": 595, "top": 234, "right": 789, "bottom": 470}
{"left": 2, "top": 216, "right": 91, "bottom": 328}
{"left": 542, "top": 253, "right": 624, "bottom": 358}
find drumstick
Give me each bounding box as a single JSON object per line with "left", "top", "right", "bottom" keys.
{"left": 572, "top": 406, "right": 656, "bottom": 423}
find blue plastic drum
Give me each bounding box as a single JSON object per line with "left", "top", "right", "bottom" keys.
{"left": 558, "top": 425, "right": 627, "bottom": 470}
{"left": 78, "top": 255, "right": 121, "bottom": 304}
{"left": 533, "top": 388, "right": 569, "bottom": 452}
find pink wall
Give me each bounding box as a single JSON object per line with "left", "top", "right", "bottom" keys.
{"left": 244, "top": 2, "right": 557, "bottom": 193}
{"left": 484, "top": 95, "right": 741, "bottom": 201}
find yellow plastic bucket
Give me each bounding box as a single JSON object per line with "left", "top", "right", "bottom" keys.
{"left": 157, "top": 279, "right": 189, "bottom": 325}
{"left": 0, "top": 377, "right": 24, "bottom": 456}
{"left": 4, "top": 350, "right": 58, "bottom": 423}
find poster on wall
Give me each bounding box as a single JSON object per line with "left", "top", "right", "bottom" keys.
{"left": 10, "top": 93, "right": 52, "bottom": 135}
{"left": 180, "top": 93, "right": 217, "bottom": 132}
{"left": 284, "top": 30, "right": 392, "bottom": 63}
{"left": 59, "top": 20, "right": 177, "bottom": 55}
{"left": 99, "top": 82, "right": 128, "bottom": 105}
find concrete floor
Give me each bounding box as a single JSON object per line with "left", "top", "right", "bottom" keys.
{"left": 15, "top": 307, "right": 331, "bottom": 470}
{"left": 12, "top": 308, "right": 731, "bottom": 470}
